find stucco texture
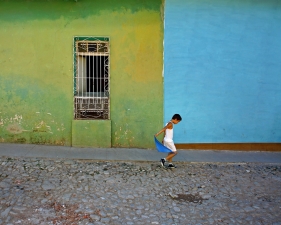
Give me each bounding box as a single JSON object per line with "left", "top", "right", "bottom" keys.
{"left": 0, "top": 0, "right": 163, "bottom": 148}
{"left": 164, "top": 0, "right": 281, "bottom": 144}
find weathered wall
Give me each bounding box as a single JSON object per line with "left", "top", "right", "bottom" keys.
{"left": 0, "top": 0, "right": 163, "bottom": 148}
{"left": 164, "top": 0, "right": 281, "bottom": 144}
{"left": 72, "top": 120, "right": 111, "bottom": 148}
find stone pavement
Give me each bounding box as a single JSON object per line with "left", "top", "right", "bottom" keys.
{"left": 0, "top": 143, "right": 281, "bottom": 225}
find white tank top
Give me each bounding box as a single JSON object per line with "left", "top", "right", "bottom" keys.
{"left": 164, "top": 121, "right": 173, "bottom": 142}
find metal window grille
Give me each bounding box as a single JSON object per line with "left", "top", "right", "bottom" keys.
{"left": 73, "top": 37, "right": 110, "bottom": 119}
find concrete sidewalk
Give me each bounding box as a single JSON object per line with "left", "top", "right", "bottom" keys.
{"left": 0, "top": 143, "right": 281, "bottom": 163}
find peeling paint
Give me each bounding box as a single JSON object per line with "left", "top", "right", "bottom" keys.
{"left": 114, "top": 123, "right": 135, "bottom": 147}
{"left": 30, "top": 121, "right": 53, "bottom": 137}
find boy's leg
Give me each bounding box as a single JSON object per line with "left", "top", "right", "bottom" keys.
{"left": 163, "top": 141, "right": 177, "bottom": 164}
{"left": 166, "top": 152, "right": 177, "bottom": 162}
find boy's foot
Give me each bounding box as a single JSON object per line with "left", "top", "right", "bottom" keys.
{"left": 168, "top": 163, "right": 176, "bottom": 168}
{"left": 160, "top": 158, "right": 166, "bottom": 167}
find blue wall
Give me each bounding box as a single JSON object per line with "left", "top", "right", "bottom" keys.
{"left": 164, "top": 0, "right": 281, "bottom": 143}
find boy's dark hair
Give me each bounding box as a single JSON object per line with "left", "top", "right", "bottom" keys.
{"left": 172, "top": 114, "right": 182, "bottom": 121}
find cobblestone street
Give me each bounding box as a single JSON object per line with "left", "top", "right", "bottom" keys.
{"left": 0, "top": 156, "right": 281, "bottom": 225}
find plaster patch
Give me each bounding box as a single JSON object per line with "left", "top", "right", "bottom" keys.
{"left": 6, "top": 123, "right": 23, "bottom": 134}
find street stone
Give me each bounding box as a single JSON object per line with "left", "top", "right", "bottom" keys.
{"left": 0, "top": 181, "right": 10, "bottom": 188}
{"left": 12, "top": 206, "right": 27, "bottom": 212}
{"left": 1, "top": 206, "right": 12, "bottom": 217}
{"left": 0, "top": 157, "right": 281, "bottom": 224}
{"left": 42, "top": 181, "right": 55, "bottom": 190}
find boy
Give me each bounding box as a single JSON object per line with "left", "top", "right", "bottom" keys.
{"left": 155, "top": 114, "right": 182, "bottom": 168}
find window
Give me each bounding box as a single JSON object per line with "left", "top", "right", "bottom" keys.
{"left": 73, "top": 37, "right": 110, "bottom": 119}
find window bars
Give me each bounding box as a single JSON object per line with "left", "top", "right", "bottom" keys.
{"left": 73, "top": 37, "right": 110, "bottom": 119}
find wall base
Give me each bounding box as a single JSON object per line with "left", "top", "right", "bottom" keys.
{"left": 175, "top": 143, "right": 281, "bottom": 151}
{"left": 72, "top": 120, "right": 111, "bottom": 148}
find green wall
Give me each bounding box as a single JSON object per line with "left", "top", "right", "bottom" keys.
{"left": 0, "top": 0, "right": 163, "bottom": 148}
{"left": 72, "top": 120, "right": 111, "bottom": 148}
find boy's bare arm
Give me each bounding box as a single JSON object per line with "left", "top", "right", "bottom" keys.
{"left": 155, "top": 127, "right": 166, "bottom": 137}
{"left": 155, "top": 122, "right": 173, "bottom": 137}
